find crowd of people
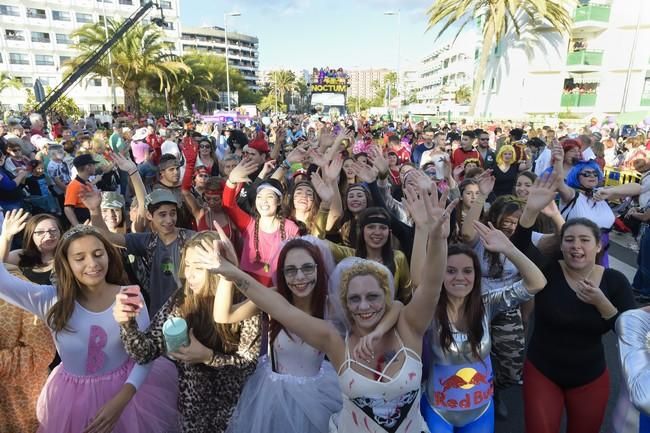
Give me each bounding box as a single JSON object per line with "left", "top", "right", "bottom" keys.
{"left": 0, "top": 108, "right": 649, "bottom": 433}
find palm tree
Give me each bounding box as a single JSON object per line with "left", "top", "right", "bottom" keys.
{"left": 427, "top": 0, "right": 575, "bottom": 116}
{"left": 267, "top": 70, "right": 296, "bottom": 105}
{"left": 66, "top": 19, "right": 190, "bottom": 114}
{"left": 0, "top": 72, "right": 22, "bottom": 94}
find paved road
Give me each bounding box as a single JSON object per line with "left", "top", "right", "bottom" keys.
{"left": 496, "top": 231, "right": 639, "bottom": 433}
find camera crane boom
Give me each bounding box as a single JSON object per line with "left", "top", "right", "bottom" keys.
{"left": 36, "top": 1, "right": 163, "bottom": 116}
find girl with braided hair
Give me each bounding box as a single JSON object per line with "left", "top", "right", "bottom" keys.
{"left": 223, "top": 176, "right": 299, "bottom": 286}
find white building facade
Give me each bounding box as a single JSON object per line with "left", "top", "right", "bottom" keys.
{"left": 0, "top": 0, "right": 182, "bottom": 114}
{"left": 180, "top": 26, "right": 260, "bottom": 92}
{"left": 475, "top": 0, "right": 650, "bottom": 120}
{"left": 415, "top": 31, "right": 478, "bottom": 116}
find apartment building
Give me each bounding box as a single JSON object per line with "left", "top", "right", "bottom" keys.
{"left": 475, "top": 0, "right": 650, "bottom": 120}
{"left": 180, "top": 26, "right": 260, "bottom": 91}
{"left": 0, "top": 0, "right": 181, "bottom": 113}
{"left": 347, "top": 68, "right": 392, "bottom": 101}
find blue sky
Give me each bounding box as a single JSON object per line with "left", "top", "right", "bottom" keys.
{"left": 179, "top": 0, "right": 462, "bottom": 71}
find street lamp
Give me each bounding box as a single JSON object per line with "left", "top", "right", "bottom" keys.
{"left": 224, "top": 11, "right": 241, "bottom": 112}
{"left": 384, "top": 10, "right": 401, "bottom": 117}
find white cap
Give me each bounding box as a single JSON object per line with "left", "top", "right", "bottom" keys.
{"left": 161, "top": 140, "right": 180, "bottom": 157}
{"left": 132, "top": 127, "right": 148, "bottom": 141}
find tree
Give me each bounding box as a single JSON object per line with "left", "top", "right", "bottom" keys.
{"left": 66, "top": 19, "right": 190, "bottom": 114}
{"left": 267, "top": 70, "right": 296, "bottom": 105}
{"left": 258, "top": 93, "right": 286, "bottom": 114}
{"left": 0, "top": 72, "right": 22, "bottom": 94}
{"left": 454, "top": 85, "right": 472, "bottom": 105}
{"left": 24, "top": 87, "right": 82, "bottom": 119}
{"left": 347, "top": 96, "right": 374, "bottom": 113}
{"left": 426, "top": 0, "right": 574, "bottom": 116}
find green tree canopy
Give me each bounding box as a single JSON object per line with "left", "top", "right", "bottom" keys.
{"left": 66, "top": 19, "right": 190, "bottom": 114}
{"left": 427, "top": 0, "right": 575, "bottom": 115}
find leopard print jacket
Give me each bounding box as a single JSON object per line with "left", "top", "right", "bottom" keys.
{"left": 120, "top": 291, "right": 261, "bottom": 433}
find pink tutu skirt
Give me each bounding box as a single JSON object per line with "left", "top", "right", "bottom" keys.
{"left": 36, "top": 358, "right": 180, "bottom": 433}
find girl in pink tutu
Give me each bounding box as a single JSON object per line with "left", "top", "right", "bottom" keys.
{"left": 0, "top": 223, "right": 180, "bottom": 433}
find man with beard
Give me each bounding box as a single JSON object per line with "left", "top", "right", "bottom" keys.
{"left": 476, "top": 129, "right": 496, "bottom": 170}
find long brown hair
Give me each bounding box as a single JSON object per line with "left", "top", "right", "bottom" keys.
{"left": 177, "top": 231, "right": 241, "bottom": 352}
{"left": 47, "top": 227, "right": 127, "bottom": 333}
{"left": 19, "top": 214, "right": 62, "bottom": 268}
{"left": 437, "top": 244, "right": 485, "bottom": 360}
{"left": 271, "top": 239, "right": 328, "bottom": 344}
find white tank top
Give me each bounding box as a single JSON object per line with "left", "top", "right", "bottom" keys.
{"left": 329, "top": 332, "right": 429, "bottom": 433}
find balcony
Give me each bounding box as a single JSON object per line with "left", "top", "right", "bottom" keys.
{"left": 566, "top": 50, "right": 603, "bottom": 72}
{"left": 561, "top": 92, "right": 597, "bottom": 108}
{"left": 573, "top": 3, "right": 610, "bottom": 33}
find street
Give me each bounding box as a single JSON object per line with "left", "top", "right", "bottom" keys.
{"left": 496, "top": 231, "right": 639, "bottom": 433}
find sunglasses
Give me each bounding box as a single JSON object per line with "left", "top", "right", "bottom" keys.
{"left": 579, "top": 171, "right": 599, "bottom": 178}
{"left": 199, "top": 144, "right": 211, "bottom": 149}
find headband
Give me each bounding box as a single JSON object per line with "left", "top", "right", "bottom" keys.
{"left": 256, "top": 184, "right": 282, "bottom": 197}
{"left": 361, "top": 215, "right": 390, "bottom": 227}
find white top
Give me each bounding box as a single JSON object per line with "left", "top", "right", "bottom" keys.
{"left": 0, "top": 263, "right": 152, "bottom": 389}
{"left": 560, "top": 192, "right": 615, "bottom": 230}
{"left": 331, "top": 332, "right": 429, "bottom": 433}
{"left": 582, "top": 147, "right": 596, "bottom": 161}
{"left": 534, "top": 147, "right": 552, "bottom": 177}
{"left": 273, "top": 329, "right": 324, "bottom": 377}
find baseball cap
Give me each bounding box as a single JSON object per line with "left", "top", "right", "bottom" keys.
{"left": 101, "top": 191, "right": 125, "bottom": 209}
{"left": 145, "top": 189, "right": 178, "bottom": 208}
{"left": 73, "top": 154, "right": 100, "bottom": 168}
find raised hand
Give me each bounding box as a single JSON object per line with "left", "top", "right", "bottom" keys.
{"left": 311, "top": 172, "right": 334, "bottom": 204}
{"left": 352, "top": 329, "right": 382, "bottom": 363}
{"left": 228, "top": 159, "right": 259, "bottom": 184}
{"left": 78, "top": 186, "right": 102, "bottom": 211}
{"left": 368, "top": 147, "right": 388, "bottom": 177}
{"left": 286, "top": 144, "right": 309, "bottom": 165}
{"left": 409, "top": 170, "right": 434, "bottom": 194}
{"left": 473, "top": 221, "right": 513, "bottom": 253}
{"left": 110, "top": 151, "right": 137, "bottom": 174}
{"left": 402, "top": 184, "right": 430, "bottom": 229}
{"left": 525, "top": 172, "right": 559, "bottom": 213}
{"left": 1, "top": 209, "right": 30, "bottom": 238}
{"left": 323, "top": 154, "right": 343, "bottom": 183}
{"left": 422, "top": 186, "right": 457, "bottom": 239}
{"left": 476, "top": 169, "right": 495, "bottom": 196}
{"left": 193, "top": 239, "right": 239, "bottom": 280}
{"left": 308, "top": 148, "right": 329, "bottom": 168}
{"left": 211, "top": 221, "right": 239, "bottom": 266}
{"left": 353, "top": 161, "right": 378, "bottom": 183}
{"left": 258, "top": 160, "right": 277, "bottom": 179}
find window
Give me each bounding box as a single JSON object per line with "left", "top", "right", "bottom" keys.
{"left": 0, "top": 53, "right": 3, "bottom": 63}
{"left": 119, "top": 0, "right": 133, "bottom": 4}
{"left": 490, "top": 77, "right": 496, "bottom": 91}
{"left": 160, "top": 21, "right": 174, "bottom": 30}
{"left": 9, "top": 53, "right": 29, "bottom": 65}
{"left": 76, "top": 13, "right": 93, "bottom": 23}
{"left": 38, "top": 77, "right": 55, "bottom": 86}
{"left": 35, "top": 55, "right": 54, "bottom": 66}
{"left": 31, "top": 32, "right": 51, "bottom": 43}
{"left": 59, "top": 55, "right": 71, "bottom": 65}
{"left": 0, "top": 4, "right": 19, "bottom": 16}
{"left": 56, "top": 34, "right": 72, "bottom": 44}
{"left": 160, "top": 1, "right": 172, "bottom": 9}
{"left": 5, "top": 29, "right": 24, "bottom": 41}
{"left": 641, "top": 72, "right": 650, "bottom": 105}
{"left": 89, "top": 78, "right": 102, "bottom": 86}
{"left": 89, "top": 104, "right": 104, "bottom": 112}
{"left": 26, "top": 8, "right": 46, "bottom": 19}
{"left": 19, "top": 76, "right": 34, "bottom": 87}
{"left": 52, "top": 10, "right": 70, "bottom": 21}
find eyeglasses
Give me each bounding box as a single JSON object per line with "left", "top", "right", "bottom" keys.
{"left": 283, "top": 263, "right": 317, "bottom": 279}
{"left": 579, "top": 171, "right": 599, "bottom": 178}
{"left": 199, "top": 144, "right": 211, "bottom": 149}
{"left": 34, "top": 229, "right": 60, "bottom": 237}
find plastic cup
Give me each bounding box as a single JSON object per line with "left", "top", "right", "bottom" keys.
{"left": 163, "top": 317, "right": 189, "bottom": 353}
